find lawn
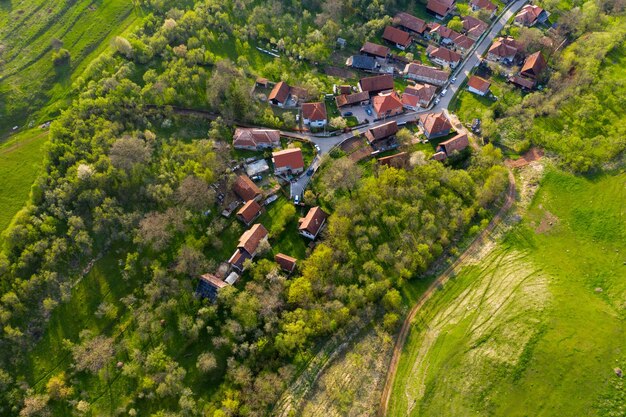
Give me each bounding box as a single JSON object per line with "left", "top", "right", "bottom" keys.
{"left": 258, "top": 196, "right": 309, "bottom": 260}
{"left": 0, "top": 129, "right": 48, "bottom": 235}
{"left": 389, "top": 168, "right": 626, "bottom": 417}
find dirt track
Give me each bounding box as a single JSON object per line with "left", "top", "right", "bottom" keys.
{"left": 378, "top": 168, "right": 516, "bottom": 416}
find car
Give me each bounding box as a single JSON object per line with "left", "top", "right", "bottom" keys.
{"left": 306, "top": 168, "right": 314, "bottom": 176}
{"left": 366, "top": 107, "right": 372, "bottom": 116}
{"left": 294, "top": 195, "right": 300, "bottom": 204}
{"left": 343, "top": 112, "right": 353, "bottom": 117}
{"left": 440, "top": 89, "right": 448, "bottom": 96}
{"left": 434, "top": 98, "right": 440, "bottom": 105}
{"left": 12, "top": 126, "right": 18, "bottom": 131}
{"left": 251, "top": 175, "right": 262, "bottom": 181}
{"left": 314, "top": 144, "right": 321, "bottom": 152}
{"left": 450, "top": 77, "right": 457, "bottom": 84}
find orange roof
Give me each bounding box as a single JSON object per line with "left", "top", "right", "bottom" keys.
{"left": 420, "top": 112, "right": 452, "bottom": 136}
{"left": 468, "top": 75, "right": 491, "bottom": 93}
{"left": 438, "top": 133, "right": 469, "bottom": 154}
{"left": 427, "top": 0, "right": 454, "bottom": 16}
{"left": 298, "top": 207, "right": 328, "bottom": 236}
{"left": 237, "top": 200, "right": 262, "bottom": 224}
{"left": 200, "top": 273, "right": 228, "bottom": 289}
{"left": 404, "top": 83, "right": 437, "bottom": 104}
{"left": 383, "top": 26, "right": 412, "bottom": 48}
{"left": 233, "top": 175, "right": 262, "bottom": 201}
{"left": 365, "top": 120, "right": 399, "bottom": 143}
{"left": 275, "top": 253, "right": 297, "bottom": 272}
{"left": 429, "top": 47, "right": 462, "bottom": 64}
{"left": 360, "top": 42, "right": 390, "bottom": 58}
{"left": 272, "top": 148, "right": 304, "bottom": 170}
{"left": 268, "top": 81, "right": 290, "bottom": 103}
{"left": 520, "top": 51, "right": 547, "bottom": 78}
{"left": 238, "top": 223, "right": 268, "bottom": 255}
{"left": 401, "top": 93, "right": 420, "bottom": 108}
{"left": 359, "top": 74, "right": 394, "bottom": 93}
{"left": 301, "top": 102, "right": 327, "bottom": 121}
{"left": 488, "top": 37, "right": 519, "bottom": 57}
{"left": 372, "top": 92, "right": 403, "bottom": 115}
{"left": 233, "top": 128, "right": 280, "bottom": 148}
{"left": 394, "top": 12, "right": 427, "bottom": 34}
{"left": 335, "top": 91, "right": 370, "bottom": 107}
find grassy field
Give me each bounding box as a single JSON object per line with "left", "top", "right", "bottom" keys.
{"left": 0, "top": 0, "right": 139, "bottom": 134}
{"left": 0, "top": 129, "right": 48, "bottom": 233}
{"left": 389, "top": 168, "right": 626, "bottom": 417}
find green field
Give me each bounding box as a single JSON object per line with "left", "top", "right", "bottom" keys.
{"left": 390, "top": 168, "right": 626, "bottom": 416}
{"left": 0, "top": 129, "right": 48, "bottom": 233}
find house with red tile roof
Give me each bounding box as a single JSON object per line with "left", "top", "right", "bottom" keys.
{"left": 419, "top": 112, "right": 452, "bottom": 139}
{"left": 237, "top": 200, "right": 263, "bottom": 226}
{"left": 335, "top": 91, "right": 370, "bottom": 108}
{"left": 275, "top": 253, "right": 297, "bottom": 274}
{"left": 233, "top": 175, "right": 262, "bottom": 202}
{"left": 233, "top": 128, "right": 280, "bottom": 150}
{"left": 358, "top": 74, "right": 395, "bottom": 95}
{"left": 520, "top": 51, "right": 547, "bottom": 79}
{"left": 360, "top": 42, "right": 390, "bottom": 59}
{"left": 403, "top": 63, "right": 449, "bottom": 86}
{"left": 428, "top": 46, "right": 462, "bottom": 68}
{"left": 383, "top": 26, "right": 412, "bottom": 50}
{"left": 394, "top": 12, "right": 427, "bottom": 35}
{"left": 451, "top": 33, "right": 475, "bottom": 54}
{"left": 462, "top": 16, "right": 488, "bottom": 40}
{"left": 228, "top": 223, "right": 269, "bottom": 272}
{"left": 378, "top": 152, "right": 409, "bottom": 168}
{"left": 509, "top": 74, "right": 536, "bottom": 90}
{"left": 487, "top": 36, "right": 520, "bottom": 63}
{"left": 436, "top": 133, "right": 469, "bottom": 156}
{"left": 298, "top": 207, "right": 328, "bottom": 240}
{"left": 467, "top": 75, "right": 491, "bottom": 96}
{"left": 427, "top": 0, "right": 455, "bottom": 19}
{"left": 515, "top": 4, "right": 549, "bottom": 27}
{"left": 301, "top": 102, "right": 327, "bottom": 128}
{"left": 268, "top": 81, "right": 291, "bottom": 107}
{"left": 372, "top": 92, "right": 404, "bottom": 119}
{"left": 403, "top": 84, "right": 438, "bottom": 108}
{"left": 365, "top": 121, "right": 399, "bottom": 145}
{"left": 272, "top": 148, "right": 305, "bottom": 174}
{"left": 470, "top": 0, "right": 497, "bottom": 17}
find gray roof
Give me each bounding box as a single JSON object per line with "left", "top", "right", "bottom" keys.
{"left": 348, "top": 55, "right": 376, "bottom": 70}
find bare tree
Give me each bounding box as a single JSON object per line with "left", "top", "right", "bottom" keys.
{"left": 176, "top": 176, "right": 215, "bottom": 211}
{"left": 109, "top": 137, "right": 151, "bottom": 172}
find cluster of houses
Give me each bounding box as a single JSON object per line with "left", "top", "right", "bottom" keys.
{"left": 486, "top": 35, "right": 548, "bottom": 90}
{"left": 260, "top": 79, "right": 328, "bottom": 129}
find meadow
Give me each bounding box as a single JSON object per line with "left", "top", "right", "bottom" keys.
{"left": 389, "top": 168, "right": 626, "bottom": 416}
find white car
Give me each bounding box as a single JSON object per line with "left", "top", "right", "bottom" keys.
{"left": 450, "top": 77, "right": 457, "bottom": 84}
{"left": 440, "top": 89, "right": 448, "bottom": 97}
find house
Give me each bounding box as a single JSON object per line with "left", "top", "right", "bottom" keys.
{"left": 403, "top": 83, "right": 438, "bottom": 108}
{"left": 268, "top": 81, "right": 291, "bottom": 106}
{"left": 358, "top": 74, "right": 395, "bottom": 95}
{"left": 419, "top": 112, "right": 452, "bottom": 139}
{"left": 510, "top": 74, "right": 536, "bottom": 90}
{"left": 360, "top": 42, "right": 390, "bottom": 59}
{"left": 429, "top": 24, "right": 460, "bottom": 45}
{"left": 365, "top": 120, "right": 398, "bottom": 145}
{"left": 228, "top": 223, "right": 269, "bottom": 272}
{"left": 469, "top": 0, "right": 497, "bottom": 17}
{"left": 275, "top": 253, "right": 297, "bottom": 273}
{"left": 487, "top": 36, "right": 519, "bottom": 62}
{"left": 467, "top": 75, "right": 491, "bottom": 96}
{"left": 520, "top": 51, "right": 547, "bottom": 79}
{"left": 256, "top": 78, "right": 269, "bottom": 88}
{"left": 463, "top": 16, "right": 488, "bottom": 40}
{"left": 335, "top": 91, "right": 370, "bottom": 108}
{"left": 515, "top": 4, "right": 549, "bottom": 27}
{"left": 301, "top": 102, "right": 327, "bottom": 127}
{"left": 451, "top": 33, "right": 475, "bottom": 54}
{"left": 236, "top": 200, "right": 263, "bottom": 226}
{"left": 428, "top": 46, "right": 462, "bottom": 68}
{"left": 427, "top": 0, "right": 455, "bottom": 19}
{"left": 394, "top": 12, "right": 427, "bottom": 35}
{"left": 372, "top": 92, "right": 404, "bottom": 119}
{"left": 346, "top": 55, "right": 378, "bottom": 71}
{"left": 382, "top": 26, "right": 412, "bottom": 50}
{"left": 378, "top": 152, "right": 409, "bottom": 168}
{"left": 298, "top": 206, "right": 328, "bottom": 240}
{"left": 272, "top": 148, "right": 304, "bottom": 174}
{"left": 404, "top": 63, "right": 449, "bottom": 86}
{"left": 401, "top": 93, "right": 421, "bottom": 111}
{"left": 232, "top": 128, "right": 281, "bottom": 150}
{"left": 336, "top": 85, "right": 352, "bottom": 95}
{"left": 432, "top": 151, "right": 447, "bottom": 161}
{"left": 233, "top": 175, "right": 262, "bottom": 202}
{"left": 436, "top": 133, "right": 469, "bottom": 156}
{"left": 196, "top": 273, "right": 228, "bottom": 301}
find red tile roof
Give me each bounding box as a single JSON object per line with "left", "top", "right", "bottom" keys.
{"left": 429, "top": 47, "right": 462, "bottom": 64}
{"left": 378, "top": 152, "right": 409, "bottom": 167}
{"left": 515, "top": 4, "right": 545, "bottom": 26}
{"left": 233, "top": 175, "right": 262, "bottom": 201}
{"left": 301, "top": 102, "right": 327, "bottom": 121}
{"left": 360, "top": 42, "right": 390, "bottom": 58}
{"left": 200, "top": 273, "right": 228, "bottom": 289}
{"left": 237, "top": 200, "right": 262, "bottom": 224}
{"left": 468, "top": 75, "right": 491, "bottom": 93}
{"left": 298, "top": 207, "right": 328, "bottom": 237}
{"left": 335, "top": 91, "right": 370, "bottom": 107}
{"left": 275, "top": 253, "right": 297, "bottom": 272}
{"left": 268, "top": 81, "right": 290, "bottom": 104}
{"left": 520, "top": 51, "right": 547, "bottom": 78}
{"left": 427, "top": 0, "right": 454, "bottom": 16}
{"left": 438, "top": 133, "right": 469, "bottom": 154}
{"left": 383, "top": 26, "right": 412, "bottom": 48}
{"left": 238, "top": 223, "right": 268, "bottom": 255}
{"left": 272, "top": 148, "right": 304, "bottom": 170}
{"left": 404, "top": 83, "right": 437, "bottom": 105}
{"left": 365, "top": 120, "right": 399, "bottom": 143}
{"left": 420, "top": 112, "right": 452, "bottom": 136}
{"left": 404, "top": 63, "right": 449, "bottom": 83}
{"left": 488, "top": 36, "right": 519, "bottom": 58}
{"left": 394, "top": 12, "right": 427, "bottom": 34}
{"left": 452, "top": 33, "right": 475, "bottom": 50}
{"left": 510, "top": 75, "right": 536, "bottom": 89}
{"left": 401, "top": 93, "right": 420, "bottom": 108}
{"left": 462, "top": 16, "right": 488, "bottom": 38}
{"left": 233, "top": 128, "right": 280, "bottom": 148}
{"left": 372, "top": 92, "right": 403, "bottom": 116}
{"left": 359, "top": 74, "right": 394, "bottom": 93}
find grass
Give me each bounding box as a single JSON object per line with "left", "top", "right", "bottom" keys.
{"left": 258, "top": 196, "right": 309, "bottom": 260}
{"left": 389, "top": 168, "right": 626, "bottom": 417}
{"left": 0, "top": 129, "right": 48, "bottom": 234}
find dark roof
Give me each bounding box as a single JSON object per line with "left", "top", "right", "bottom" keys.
{"left": 394, "top": 12, "right": 427, "bottom": 34}
{"left": 520, "top": 51, "right": 547, "bottom": 78}
{"left": 365, "top": 120, "right": 399, "bottom": 143}
{"left": 336, "top": 91, "right": 370, "bottom": 107}
{"left": 382, "top": 26, "right": 412, "bottom": 48}
{"left": 228, "top": 249, "right": 252, "bottom": 271}
{"left": 360, "top": 42, "right": 390, "bottom": 58}
{"left": 275, "top": 253, "right": 297, "bottom": 272}
{"left": 438, "top": 133, "right": 469, "bottom": 154}
{"left": 298, "top": 207, "right": 328, "bottom": 236}
{"left": 359, "top": 74, "right": 394, "bottom": 93}
{"left": 347, "top": 55, "right": 377, "bottom": 70}
{"left": 233, "top": 175, "right": 262, "bottom": 201}
{"left": 268, "top": 81, "right": 290, "bottom": 103}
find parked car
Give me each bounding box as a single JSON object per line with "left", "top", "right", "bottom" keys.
{"left": 294, "top": 195, "right": 300, "bottom": 204}
{"left": 314, "top": 144, "right": 321, "bottom": 152}
{"left": 450, "top": 76, "right": 457, "bottom": 84}
{"left": 343, "top": 112, "right": 353, "bottom": 117}
{"left": 251, "top": 175, "right": 262, "bottom": 181}
{"left": 306, "top": 168, "right": 314, "bottom": 176}
{"left": 434, "top": 98, "right": 440, "bottom": 105}
{"left": 366, "top": 107, "right": 372, "bottom": 116}
{"left": 440, "top": 89, "right": 448, "bottom": 96}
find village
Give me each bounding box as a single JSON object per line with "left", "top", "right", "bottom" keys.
{"left": 198, "top": 0, "right": 553, "bottom": 298}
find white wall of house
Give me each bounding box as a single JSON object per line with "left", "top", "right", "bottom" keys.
{"left": 468, "top": 86, "right": 488, "bottom": 96}
{"left": 305, "top": 118, "right": 327, "bottom": 128}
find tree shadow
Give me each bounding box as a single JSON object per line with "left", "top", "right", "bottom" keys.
{"left": 0, "top": 0, "right": 12, "bottom": 13}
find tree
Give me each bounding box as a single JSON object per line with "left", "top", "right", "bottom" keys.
{"left": 109, "top": 137, "right": 151, "bottom": 172}
{"left": 176, "top": 175, "right": 215, "bottom": 211}
{"left": 72, "top": 335, "right": 114, "bottom": 374}
{"left": 51, "top": 48, "right": 70, "bottom": 66}
{"left": 330, "top": 116, "right": 347, "bottom": 130}
{"left": 113, "top": 36, "right": 133, "bottom": 58}
{"left": 197, "top": 352, "right": 218, "bottom": 374}
{"left": 320, "top": 157, "right": 362, "bottom": 198}
{"left": 447, "top": 16, "right": 463, "bottom": 32}
{"left": 19, "top": 394, "right": 50, "bottom": 417}
{"left": 46, "top": 372, "right": 73, "bottom": 400}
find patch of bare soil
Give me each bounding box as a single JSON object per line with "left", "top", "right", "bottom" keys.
{"left": 341, "top": 136, "right": 372, "bottom": 162}
{"left": 506, "top": 147, "right": 544, "bottom": 169}
{"left": 325, "top": 66, "right": 356, "bottom": 79}
{"left": 534, "top": 210, "right": 559, "bottom": 234}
